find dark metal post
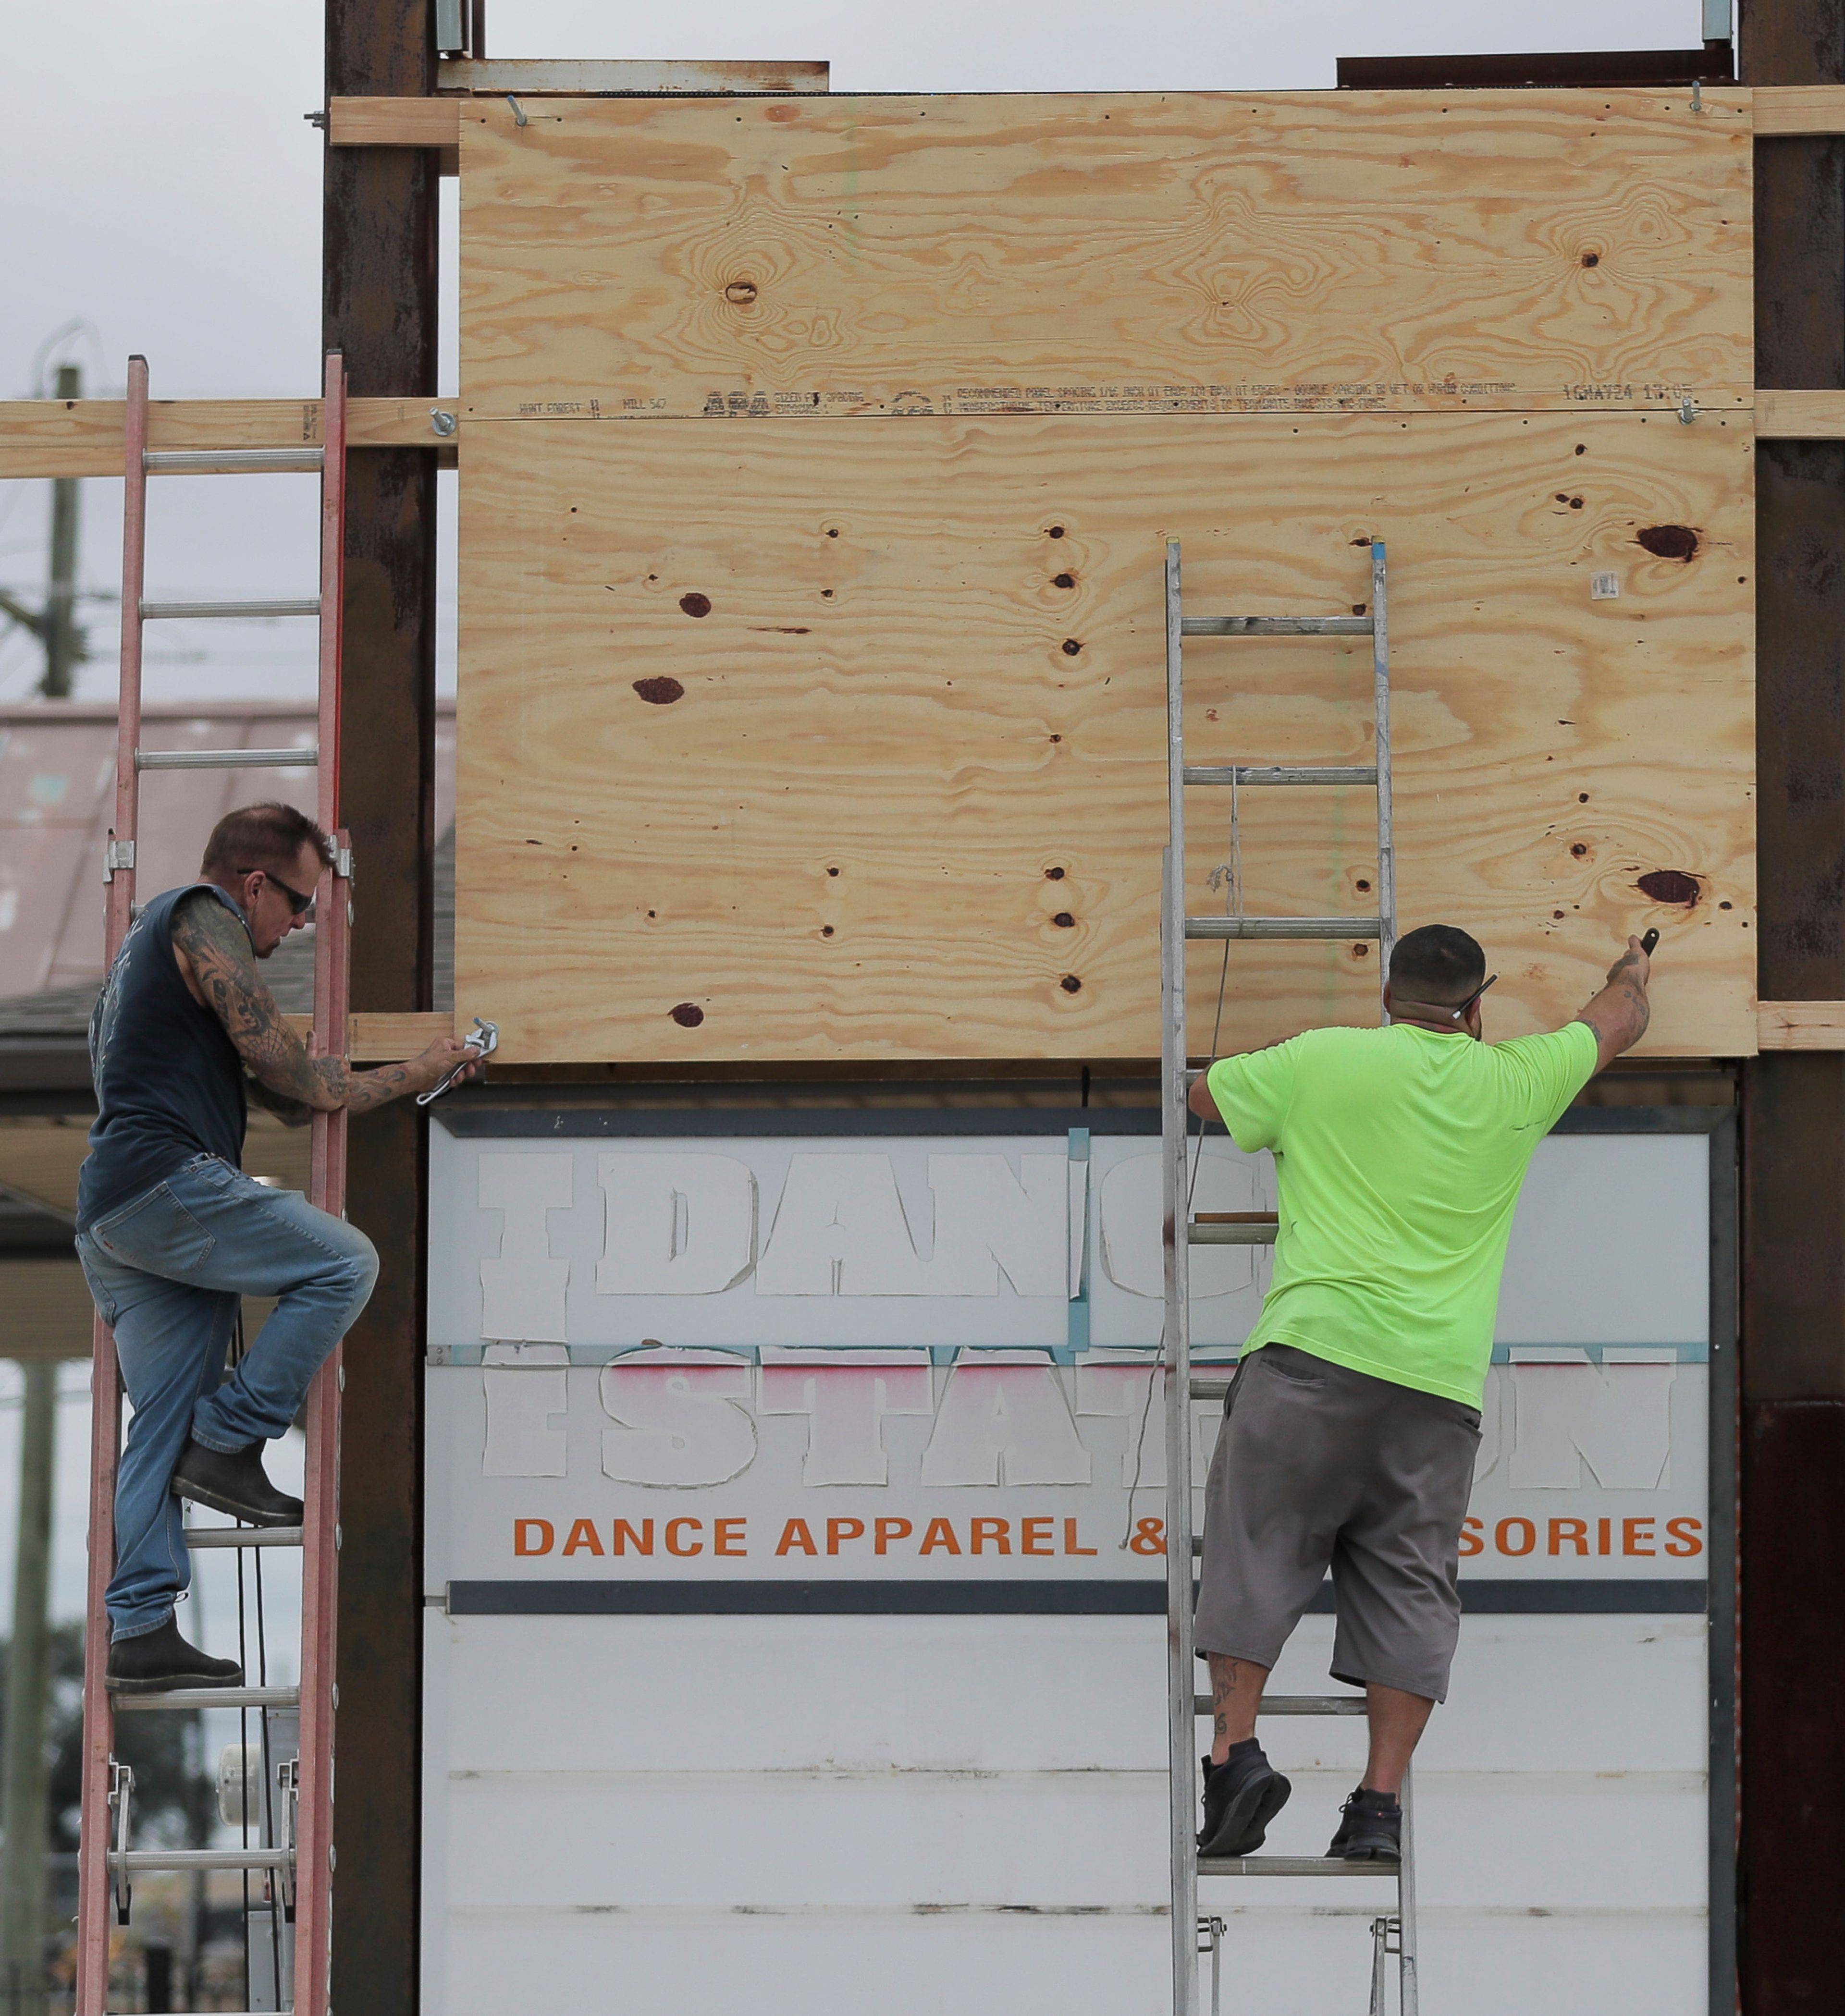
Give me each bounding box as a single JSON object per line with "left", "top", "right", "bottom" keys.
{"left": 1738, "top": 3, "right": 1845, "bottom": 2010}
{"left": 322, "top": 1, "right": 439, "bottom": 2009}
{"left": 0, "top": 1362, "right": 55, "bottom": 2016}
{"left": 41, "top": 364, "right": 81, "bottom": 699}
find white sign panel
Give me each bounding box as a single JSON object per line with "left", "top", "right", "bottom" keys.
{"left": 426, "top": 1124, "right": 1709, "bottom": 1591}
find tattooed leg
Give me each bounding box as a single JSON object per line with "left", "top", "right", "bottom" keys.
{"left": 1207, "top": 1653, "right": 1270, "bottom": 1764}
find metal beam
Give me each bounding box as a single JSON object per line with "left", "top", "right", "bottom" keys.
{"left": 322, "top": 0, "right": 437, "bottom": 2009}
{"left": 1739, "top": 2, "right": 1845, "bottom": 2009}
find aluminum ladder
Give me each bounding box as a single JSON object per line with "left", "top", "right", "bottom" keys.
{"left": 1160, "top": 538, "right": 1414, "bottom": 2016}
{"left": 75, "top": 352, "right": 353, "bottom": 2016}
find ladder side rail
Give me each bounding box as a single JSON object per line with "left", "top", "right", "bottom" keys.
{"left": 1161, "top": 539, "right": 1200, "bottom": 2016}
{"left": 75, "top": 354, "right": 154, "bottom": 2016}
{"left": 295, "top": 352, "right": 350, "bottom": 2016}
{"left": 1371, "top": 541, "right": 1395, "bottom": 1017}
{"left": 1398, "top": 1757, "right": 1419, "bottom": 2016}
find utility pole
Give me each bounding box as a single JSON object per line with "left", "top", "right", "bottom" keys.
{"left": 41, "top": 364, "right": 82, "bottom": 699}
{"left": 0, "top": 1361, "right": 58, "bottom": 2015}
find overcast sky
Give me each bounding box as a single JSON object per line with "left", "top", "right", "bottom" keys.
{"left": 0, "top": 0, "right": 1709, "bottom": 710}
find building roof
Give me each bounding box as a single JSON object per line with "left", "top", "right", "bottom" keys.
{"left": 0, "top": 697, "right": 455, "bottom": 997}
{"left": 0, "top": 698, "right": 456, "bottom": 1040}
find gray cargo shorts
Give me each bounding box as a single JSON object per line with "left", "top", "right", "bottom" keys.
{"left": 1194, "top": 1342, "right": 1482, "bottom": 1703}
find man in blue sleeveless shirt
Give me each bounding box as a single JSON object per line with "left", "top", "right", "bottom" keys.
{"left": 76, "top": 803, "right": 479, "bottom": 1692}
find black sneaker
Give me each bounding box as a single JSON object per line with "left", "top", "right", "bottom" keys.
{"left": 106, "top": 1616, "right": 244, "bottom": 1694}
{"left": 171, "top": 1439, "right": 303, "bottom": 1527}
{"left": 1328, "top": 1786, "right": 1401, "bottom": 1861}
{"left": 1198, "top": 1743, "right": 1292, "bottom": 1857}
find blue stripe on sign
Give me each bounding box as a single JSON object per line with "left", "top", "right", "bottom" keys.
{"left": 445, "top": 1578, "right": 1708, "bottom": 1617}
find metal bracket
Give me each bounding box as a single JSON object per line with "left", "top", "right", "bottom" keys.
{"left": 1196, "top": 1916, "right": 1224, "bottom": 2016}
{"left": 276, "top": 1757, "right": 300, "bottom": 1923}
{"left": 416, "top": 1016, "right": 499, "bottom": 1107}
{"left": 1369, "top": 1914, "right": 1404, "bottom": 2016}
{"left": 303, "top": 110, "right": 328, "bottom": 132}
{"left": 1679, "top": 396, "right": 1698, "bottom": 425}
{"left": 103, "top": 835, "right": 135, "bottom": 880}
{"left": 334, "top": 843, "right": 354, "bottom": 880}
{"left": 108, "top": 1759, "right": 135, "bottom": 1924}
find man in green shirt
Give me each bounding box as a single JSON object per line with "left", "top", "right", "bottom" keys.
{"left": 1189, "top": 924, "right": 1652, "bottom": 1864}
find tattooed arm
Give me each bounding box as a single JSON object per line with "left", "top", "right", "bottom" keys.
{"left": 245, "top": 1072, "right": 314, "bottom": 1128}
{"left": 1573, "top": 934, "right": 1652, "bottom": 1073}
{"left": 171, "top": 890, "right": 476, "bottom": 1113}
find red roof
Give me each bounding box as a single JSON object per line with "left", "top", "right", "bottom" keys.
{"left": 0, "top": 699, "right": 455, "bottom": 998}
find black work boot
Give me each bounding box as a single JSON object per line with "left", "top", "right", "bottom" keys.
{"left": 172, "top": 1439, "right": 303, "bottom": 1527}
{"left": 106, "top": 1616, "right": 244, "bottom": 1694}
{"left": 1198, "top": 1739, "right": 1292, "bottom": 1857}
{"left": 1328, "top": 1786, "right": 1402, "bottom": 1861}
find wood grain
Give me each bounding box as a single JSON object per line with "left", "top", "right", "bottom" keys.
{"left": 0, "top": 398, "right": 455, "bottom": 478}
{"left": 459, "top": 88, "right": 1752, "bottom": 422}
{"left": 331, "top": 96, "right": 460, "bottom": 147}
{"left": 1757, "top": 1002, "right": 1845, "bottom": 1050}
{"left": 1754, "top": 389, "right": 1845, "bottom": 437}
{"left": 455, "top": 409, "right": 1755, "bottom": 1063}
{"left": 434, "top": 59, "right": 829, "bottom": 96}
{"left": 283, "top": 1012, "right": 453, "bottom": 1059}
{"left": 1750, "top": 85, "right": 1845, "bottom": 136}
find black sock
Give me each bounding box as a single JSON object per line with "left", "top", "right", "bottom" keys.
{"left": 1223, "top": 1737, "right": 1261, "bottom": 1764}
{"left": 1356, "top": 1784, "right": 1400, "bottom": 1805}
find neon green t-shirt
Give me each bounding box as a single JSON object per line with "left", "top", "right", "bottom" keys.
{"left": 1206, "top": 1020, "right": 1598, "bottom": 1407}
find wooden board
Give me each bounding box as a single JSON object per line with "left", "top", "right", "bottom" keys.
{"left": 458, "top": 88, "right": 1752, "bottom": 423}
{"left": 283, "top": 1012, "right": 453, "bottom": 1059}
{"left": 1757, "top": 1002, "right": 1845, "bottom": 1050}
{"left": 455, "top": 410, "right": 1756, "bottom": 1063}
{"left": 1750, "top": 84, "right": 1845, "bottom": 135}
{"left": 1754, "top": 390, "right": 1845, "bottom": 438}
{"left": 0, "top": 398, "right": 455, "bottom": 478}
{"left": 434, "top": 59, "right": 829, "bottom": 96}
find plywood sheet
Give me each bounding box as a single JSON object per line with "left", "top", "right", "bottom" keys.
{"left": 455, "top": 410, "right": 1755, "bottom": 1063}
{"left": 458, "top": 89, "right": 1752, "bottom": 422}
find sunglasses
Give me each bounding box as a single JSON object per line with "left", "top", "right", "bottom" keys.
{"left": 243, "top": 868, "right": 316, "bottom": 918}
{"left": 1451, "top": 974, "right": 1498, "bottom": 1021}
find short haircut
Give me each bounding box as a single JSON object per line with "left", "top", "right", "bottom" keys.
{"left": 200, "top": 802, "right": 329, "bottom": 884}
{"left": 1388, "top": 924, "right": 1486, "bottom": 1006}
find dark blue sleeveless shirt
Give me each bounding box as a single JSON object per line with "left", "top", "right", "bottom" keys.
{"left": 76, "top": 884, "right": 250, "bottom": 1233}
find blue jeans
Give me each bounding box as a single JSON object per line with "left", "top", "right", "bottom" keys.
{"left": 75, "top": 1153, "right": 379, "bottom": 1641}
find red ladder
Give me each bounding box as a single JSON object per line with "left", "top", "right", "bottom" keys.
{"left": 75, "top": 352, "right": 351, "bottom": 2016}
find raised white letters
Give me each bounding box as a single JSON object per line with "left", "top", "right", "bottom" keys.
{"left": 1507, "top": 1349, "right": 1676, "bottom": 1491}
{"left": 481, "top": 1344, "right": 569, "bottom": 1478}
{"left": 754, "top": 1154, "right": 934, "bottom": 1295}
{"left": 479, "top": 1153, "right": 573, "bottom": 1342}
{"left": 1098, "top": 1150, "right": 1266, "bottom": 1301}
{"left": 757, "top": 1353, "right": 935, "bottom": 1485}
{"left": 920, "top": 1354, "right": 1092, "bottom": 1486}
{"left": 599, "top": 1353, "right": 758, "bottom": 1487}
{"left": 597, "top": 1153, "right": 756, "bottom": 1295}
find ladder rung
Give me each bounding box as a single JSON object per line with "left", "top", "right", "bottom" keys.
{"left": 139, "top": 598, "right": 321, "bottom": 620}
{"left": 144, "top": 448, "right": 325, "bottom": 474}
{"left": 136, "top": 747, "right": 317, "bottom": 771}
{"left": 1200, "top": 1855, "right": 1399, "bottom": 1876}
{"left": 1193, "top": 1694, "right": 1370, "bottom": 1717}
{"left": 109, "top": 1847, "right": 291, "bottom": 1873}
{"left": 184, "top": 1525, "right": 304, "bottom": 1549}
{"left": 1181, "top": 616, "right": 1374, "bottom": 637}
{"left": 1185, "top": 916, "right": 1381, "bottom": 941}
{"left": 115, "top": 1686, "right": 299, "bottom": 1711}
{"left": 1183, "top": 765, "right": 1378, "bottom": 788}
{"left": 1189, "top": 1221, "right": 1277, "bottom": 1245}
